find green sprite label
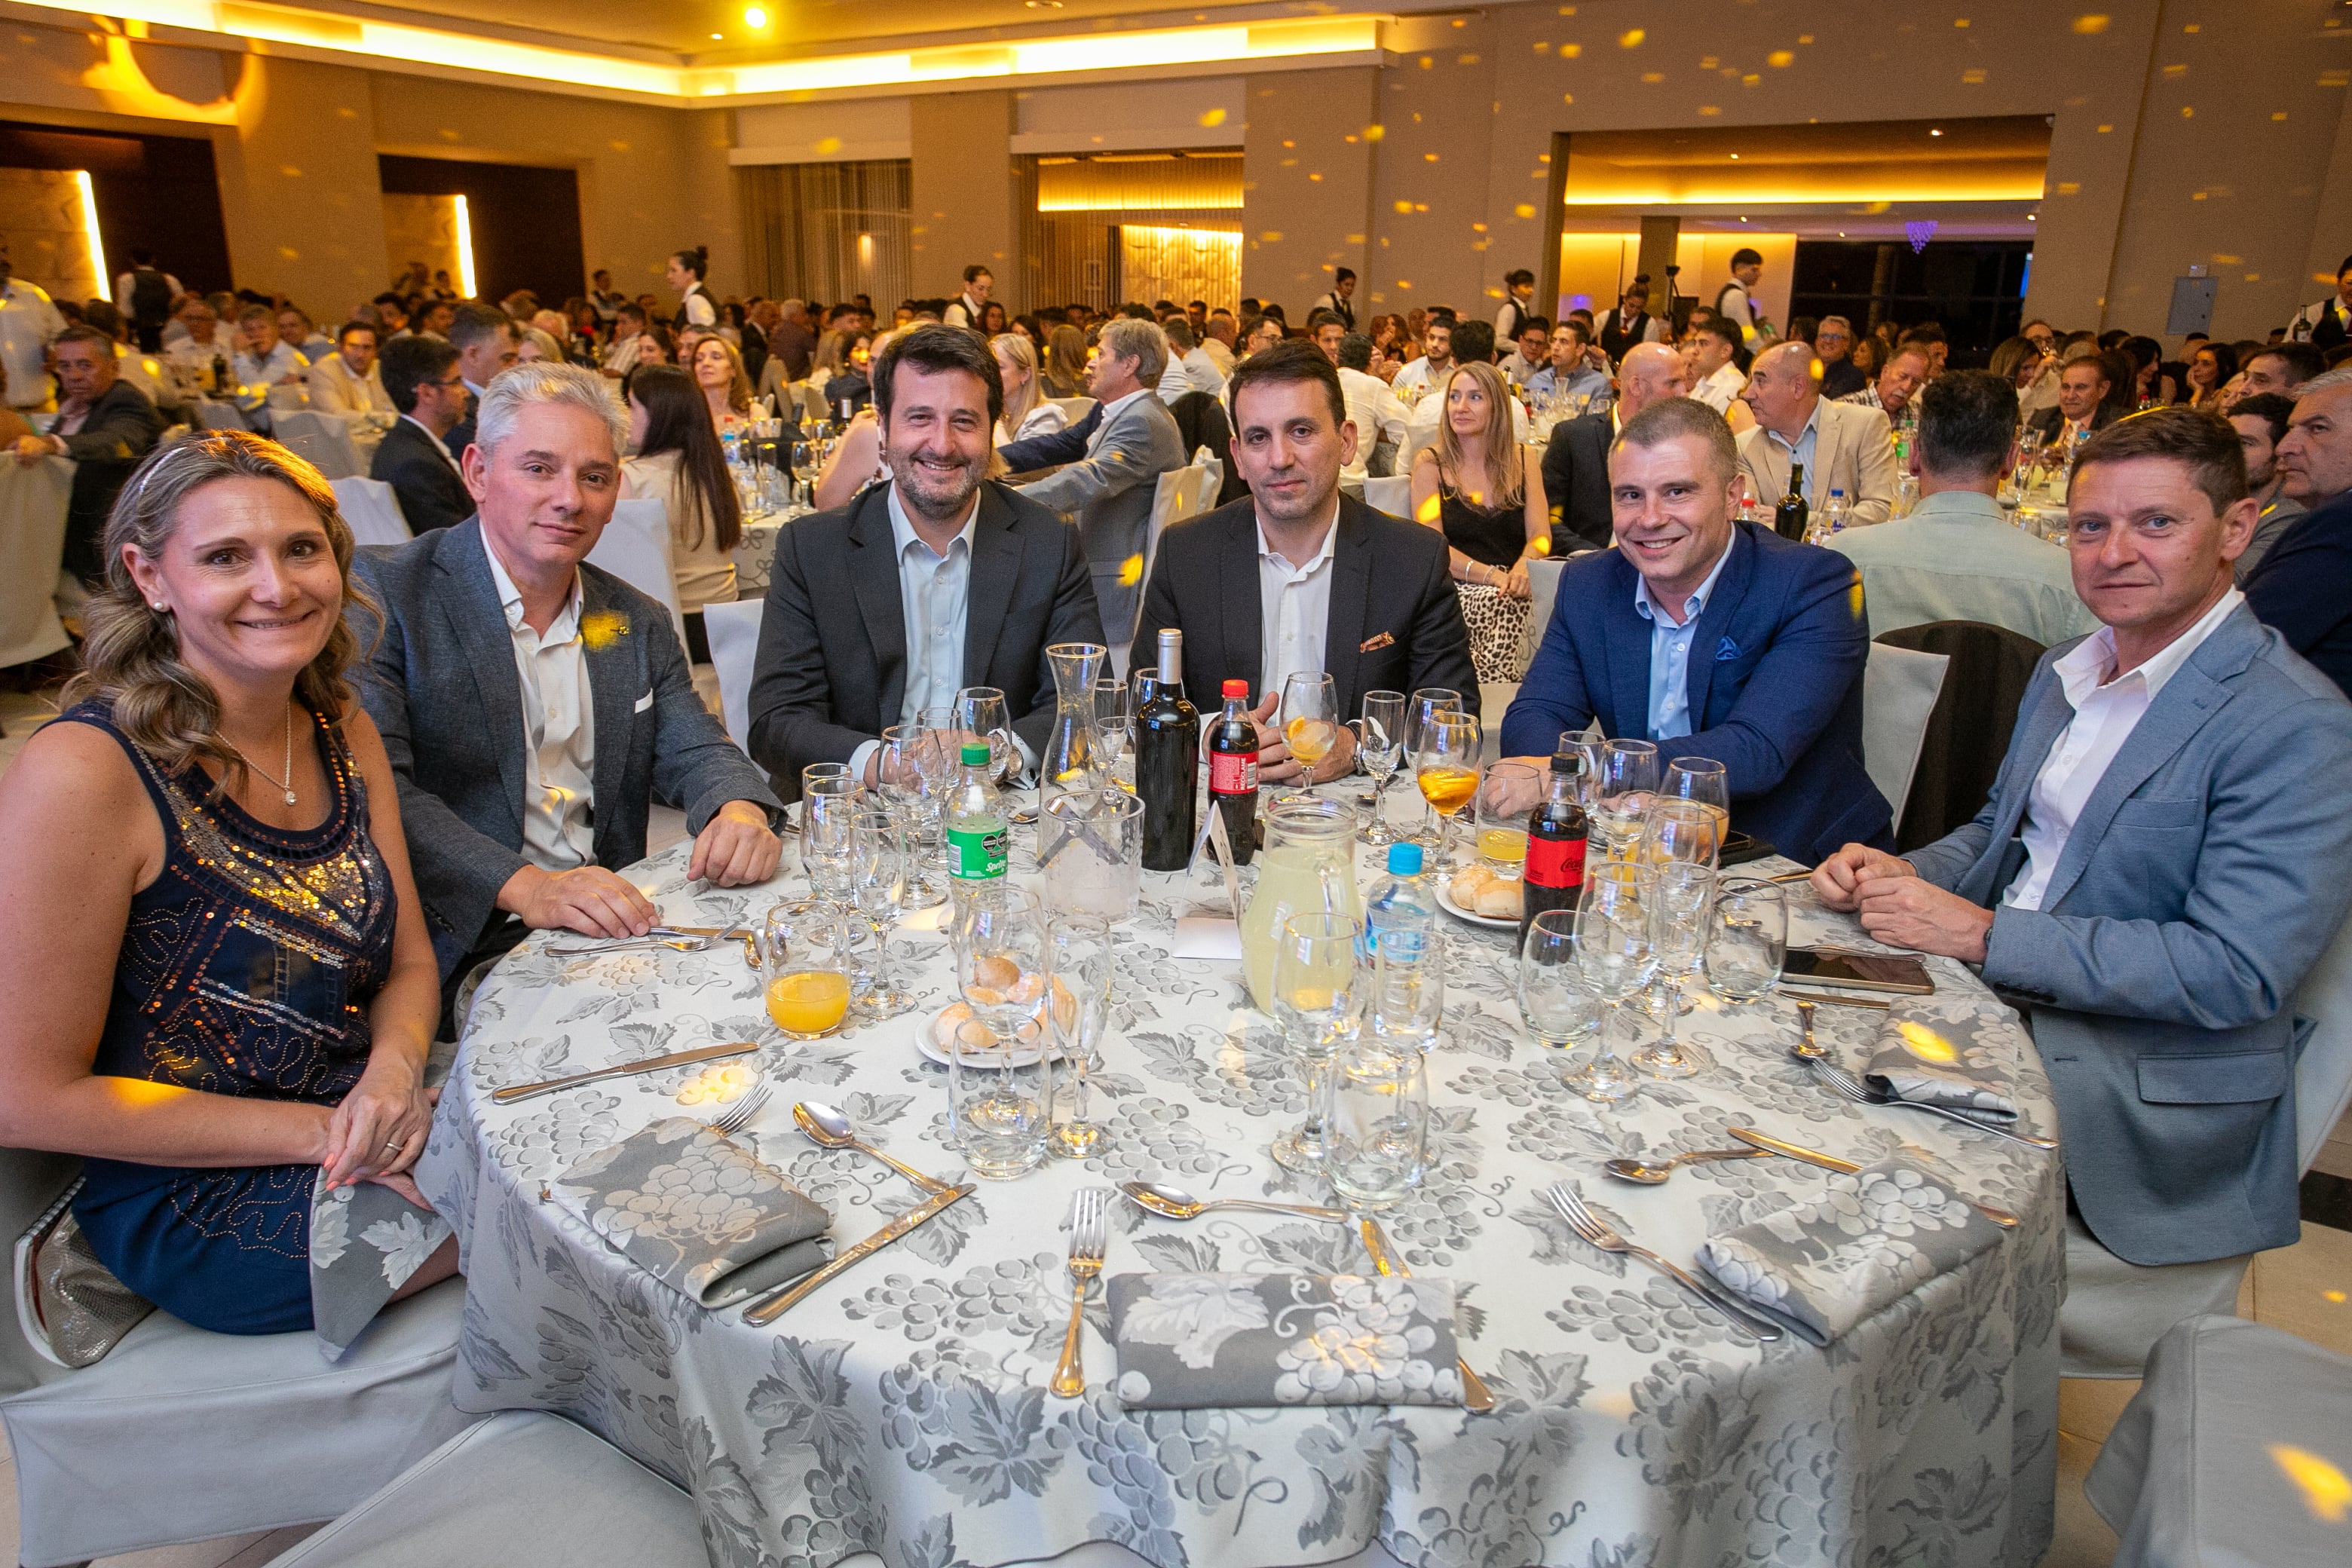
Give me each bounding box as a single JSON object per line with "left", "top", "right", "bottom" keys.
{"left": 948, "top": 820, "right": 1009, "bottom": 880}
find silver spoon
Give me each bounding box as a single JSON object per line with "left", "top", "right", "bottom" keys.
{"left": 793, "top": 1101, "right": 954, "bottom": 1195}
{"left": 1602, "top": 1148, "right": 1775, "bottom": 1184}
{"left": 1118, "top": 1180, "right": 1349, "bottom": 1223}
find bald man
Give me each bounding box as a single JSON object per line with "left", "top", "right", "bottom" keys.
{"left": 1734, "top": 341, "right": 1900, "bottom": 527}
{"left": 1541, "top": 341, "right": 1690, "bottom": 550}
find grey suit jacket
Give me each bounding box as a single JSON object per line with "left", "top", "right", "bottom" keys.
{"left": 1018, "top": 389, "right": 1185, "bottom": 645}
{"left": 1905, "top": 602, "right": 2352, "bottom": 1266}
{"left": 351, "top": 519, "right": 782, "bottom": 978}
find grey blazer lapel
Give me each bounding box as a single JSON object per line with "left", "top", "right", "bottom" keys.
{"left": 846, "top": 488, "right": 909, "bottom": 724}
{"left": 580, "top": 569, "right": 640, "bottom": 847}
{"left": 436, "top": 522, "right": 528, "bottom": 827}
{"left": 963, "top": 485, "right": 1021, "bottom": 686}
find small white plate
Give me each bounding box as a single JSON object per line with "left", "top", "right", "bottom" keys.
{"left": 915, "top": 1006, "right": 1055, "bottom": 1070}
{"left": 1435, "top": 883, "right": 1521, "bottom": 930}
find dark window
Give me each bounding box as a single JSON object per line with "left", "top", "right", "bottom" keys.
{"left": 1787, "top": 240, "right": 2033, "bottom": 367}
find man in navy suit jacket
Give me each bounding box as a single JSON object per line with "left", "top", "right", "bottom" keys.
{"left": 1499, "top": 398, "right": 1890, "bottom": 865}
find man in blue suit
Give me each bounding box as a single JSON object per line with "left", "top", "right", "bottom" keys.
{"left": 1813, "top": 407, "right": 2352, "bottom": 1375}
{"left": 1499, "top": 397, "right": 1890, "bottom": 865}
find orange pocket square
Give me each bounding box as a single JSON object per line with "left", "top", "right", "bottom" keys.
{"left": 1359, "top": 631, "right": 1396, "bottom": 654}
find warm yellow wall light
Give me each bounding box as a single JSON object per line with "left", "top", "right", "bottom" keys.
{"left": 74, "top": 171, "right": 109, "bottom": 294}
{"left": 452, "top": 194, "right": 477, "bottom": 301}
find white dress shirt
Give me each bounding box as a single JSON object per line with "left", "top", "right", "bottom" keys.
{"left": 482, "top": 531, "right": 596, "bottom": 873}
{"left": 1257, "top": 499, "right": 1340, "bottom": 698}
{"left": 845, "top": 480, "right": 982, "bottom": 783}
{"left": 1337, "top": 366, "right": 1409, "bottom": 476}
{"left": 2003, "top": 589, "right": 2243, "bottom": 911}
{"left": 234, "top": 341, "right": 305, "bottom": 387}
{"left": 1390, "top": 356, "right": 1448, "bottom": 405}
{"left": 1692, "top": 361, "right": 1748, "bottom": 413}
{"left": 1156, "top": 348, "right": 1225, "bottom": 403}
{"left": 0, "top": 279, "right": 65, "bottom": 409}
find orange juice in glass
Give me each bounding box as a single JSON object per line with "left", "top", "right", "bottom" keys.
{"left": 758, "top": 902, "right": 853, "bottom": 1040}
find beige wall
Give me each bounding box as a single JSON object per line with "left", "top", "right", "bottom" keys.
{"left": 0, "top": 168, "right": 103, "bottom": 307}
{"left": 908, "top": 91, "right": 1016, "bottom": 299}
{"left": 208, "top": 57, "right": 386, "bottom": 315}
{"left": 1239, "top": 66, "right": 1379, "bottom": 310}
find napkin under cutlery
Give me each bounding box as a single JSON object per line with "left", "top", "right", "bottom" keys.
{"left": 1864, "top": 1009, "right": 2022, "bottom": 1120}
{"left": 309, "top": 1174, "right": 455, "bottom": 1358}
{"left": 1694, "top": 1159, "right": 2011, "bottom": 1346}
{"left": 1105, "top": 1272, "right": 1464, "bottom": 1409}
{"left": 550, "top": 1118, "right": 831, "bottom": 1308}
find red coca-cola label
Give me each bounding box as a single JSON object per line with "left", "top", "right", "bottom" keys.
{"left": 1209, "top": 750, "right": 1257, "bottom": 795}
{"left": 1525, "top": 835, "right": 1588, "bottom": 890}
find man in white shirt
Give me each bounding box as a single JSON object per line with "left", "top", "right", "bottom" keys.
{"left": 276, "top": 305, "right": 335, "bottom": 369}
{"left": 0, "top": 253, "right": 65, "bottom": 413}
{"left": 1389, "top": 317, "right": 1455, "bottom": 405}
{"left": 2288, "top": 253, "right": 2352, "bottom": 352}
{"left": 1685, "top": 320, "right": 1747, "bottom": 413}
{"left": 1335, "top": 333, "right": 1408, "bottom": 478}
{"left": 1715, "top": 247, "right": 1769, "bottom": 345}
{"left": 161, "top": 296, "right": 230, "bottom": 399}
{"left": 231, "top": 305, "right": 305, "bottom": 390}
{"left": 307, "top": 320, "right": 397, "bottom": 422}
{"left": 942, "top": 265, "right": 992, "bottom": 331}
{"left": 1156, "top": 316, "right": 1225, "bottom": 402}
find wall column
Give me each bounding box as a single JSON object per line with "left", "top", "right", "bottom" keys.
{"left": 908, "top": 90, "right": 1015, "bottom": 301}
{"left": 1240, "top": 66, "right": 1377, "bottom": 318}
{"left": 210, "top": 56, "right": 384, "bottom": 313}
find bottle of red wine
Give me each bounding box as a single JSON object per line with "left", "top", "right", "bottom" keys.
{"left": 1774, "top": 461, "right": 1808, "bottom": 541}
{"left": 1136, "top": 629, "right": 1200, "bottom": 871}
{"left": 1207, "top": 678, "right": 1259, "bottom": 867}
{"left": 1518, "top": 749, "right": 1591, "bottom": 949}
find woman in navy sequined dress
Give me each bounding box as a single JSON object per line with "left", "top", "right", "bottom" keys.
{"left": 0, "top": 432, "right": 452, "bottom": 1334}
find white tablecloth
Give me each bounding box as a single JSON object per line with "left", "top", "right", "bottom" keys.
{"left": 730, "top": 511, "right": 799, "bottom": 600}
{"left": 421, "top": 831, "right": 2061, "bottom": 1568}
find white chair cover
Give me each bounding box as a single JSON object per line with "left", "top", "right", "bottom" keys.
{"left": 0, "top": 458, "right": 72, "bottom": 669}
{"left": 585, "top": 498, "right": 687, "bottom": 651}
{"left": 329, "top": 477, "right": 413, "bottom": 549}
{"left": 1111, "top": 464, "right": 1219, "bottom": 679}
{"left": 1361, "top": 473, "right": 1413, "bottom": 519}
{"left": 1517, "top": 556, "right": 1566, "bottom": 671}
{"left": 1860, "top": 642, "right": 1949, "bottom": 837}
{"left": 272, "top": 409, "right": 363, "bottom": 481}
{"left": 1049, "top": 395, "right": 1097, "bottom": 427}
{"left": 192, "top": 399, "right": 248, "bottom": 431}
{"left": 2291, "top": 903, "right": 2352, "bottom": 1173}
{"left": 261, "top": 1412, "right": 704, "bottom": 1568}
{"left": 700, "top": 597, "right": 765, "bottom": 751}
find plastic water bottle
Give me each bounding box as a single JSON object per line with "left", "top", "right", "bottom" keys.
{"left": 1360, "top": 842, "right": 1439, "bottom": 964}
{"left": 945, "top": 741, "right": 1008, "bottom": 913}
{"left": 1823, "top": 488, "right": 1848, "bottom": 535}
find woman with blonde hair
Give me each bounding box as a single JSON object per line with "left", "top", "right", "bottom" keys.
{"left": 1040, "top": 323, "right": 1090, "bottom": 399}
{"left": 689, "top": 333, "right": 755, "bottom": 429}
{"left": 515, "top": 326, "right": 565, "bottom": 364}
{"left": 0, "top": 432, "right": 454, "bottom": 1334}
{"left": 1408, "top": 360, "right": 1550, "bottom": 682}
{"left": 991, "top": 332, "right": 1069, "bottom": 446}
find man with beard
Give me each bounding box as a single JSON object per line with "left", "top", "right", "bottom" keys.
{"left": 1132, "top": 339, "right": 1476, "bottom": 785}
{"left": 747, "top": 324, "right": 1104, "bottom": 796}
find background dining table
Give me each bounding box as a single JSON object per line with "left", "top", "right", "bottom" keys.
{"left": 418, "top": 807, "right": 2063, "bottom": 1568}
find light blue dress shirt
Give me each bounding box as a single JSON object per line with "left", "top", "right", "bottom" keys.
{"left": 1760, "top": 402, "right": 1822, "bottom": 505}
{"left": 846, "top": 481, "right": 978, "bottom": 782}
{"left": 1526, "top": 364, "right": 1612, "bottom": 404}
{"left": 1631, "top": 540, "right": 1735, "bottom": 741}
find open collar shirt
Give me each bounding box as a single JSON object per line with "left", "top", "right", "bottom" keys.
{"left": 1631, "top": 537, "right": 1735, "bottom": 741}
{"left": 1257, "top": 497, "right": 1342, "bottom": 698}
{"left": 482, "top": 530, "right": 596, "bottom": 873}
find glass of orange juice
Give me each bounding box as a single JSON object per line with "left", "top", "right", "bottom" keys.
{"left": 759, "top": 901, "right": 853, "bottom": 1040}
{"left": 1280, "top": 671, "right": 1340, "bottom": 778}
{"left": 1413, "top": 711, "right": 1482, "bottom": 867}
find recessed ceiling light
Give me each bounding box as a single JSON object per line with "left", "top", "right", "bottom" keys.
{"left": 1026, "top": 1, "right": 1064, "bottom": 8}
{"left": 710, "top": 32, "right": 722, "bottom": 39}
{"left": 1930, "top": 127, "right": 1943, "bottom": 136}
{"left": 743, "top": 5, "right": 767, "bottom": 24}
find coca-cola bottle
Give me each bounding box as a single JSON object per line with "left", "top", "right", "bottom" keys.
{"left": 1207, "top": 678, "right": 1258, "bottom": 866}
{"left": 1518, "top": 749, "right": 1591, "bottom": 949}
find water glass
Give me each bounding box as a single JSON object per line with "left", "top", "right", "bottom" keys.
{"left": 1589, "top": 740, "right": 1660, "bottom": 862}
{"left": 1092, "top": 678, "right": 1135, "bottom": 795}
{"left": 847, "top": 805, "right": 913, "bottom": 1019}
{"left": 954, "top": 686, "right": 1020, "bottom": 786}
{"left": 1355, "top": 690, "right": 1407, "bottom": 845}
{"left": 1269, "top": 913, "right": 1361, "bottom": 1174}
{"left": 877, "top": 724, "right": 945, "bottom": 910}
{"left": 1038, "top": 789, "right": 1142, "bottom": 920}
{"left": 1640, "top": 798, "right": 1723, "bottom": 868}
{"left": 1632, "top": 862, "right": 1717, "bottom": 1080}
{"left": 950, "top": 892, "right": 1051, "bottom": 1180}
{"left": 801, "top": 774, "right": 860, "bottom": 908}
{"left": 1705, "top": 877, "right": 1787, "bottom": 1010}
{"left": 1044, "top": 914, "right": 1115, "bottom": 1158}
{"left": 1517, "top": 911, "right": 1602, "bottom": 1054}
{"left": 1570, "top": 862, "right": 1655, "bottom": 1103}
{"left": 1474, "top": 761, "right": 1543, "bottom": 880}
{"left": 1321, "top": 1039, "right": 1430, "bottom": 1214}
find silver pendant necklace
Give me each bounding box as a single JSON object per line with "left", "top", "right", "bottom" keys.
{"left": 240, "top": 703, "right": 299, "bottom": 807}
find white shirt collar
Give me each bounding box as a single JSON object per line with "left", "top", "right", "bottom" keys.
{"left": 1100, "top": 387, "right": 1150, "bottom": 424}
{"left": 1255, "top": 496, "right": 1342, "bottom": 574}
{"left": 403, "top": 413, "right": 458, "bottom": 464}
{"left": 480, "top": 525, "right": 583, "bottom": 640}
{"left": 886, "top": 479, "right": 981, "bottom": 559}
{"left": 1632, "top": 533, "right": 1735, "bottom": 628}
{"left": 2054, "top": 587, "right": 2242, "bottom": 706}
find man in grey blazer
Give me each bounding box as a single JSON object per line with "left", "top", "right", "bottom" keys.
{"left": 351, "top": 363, "right": 782, "bottom": 1003}
{"left": 1812, "top": 409, "right": 2352, "bottom": 1374}
{"left": 1015, "top": 315, "right": 1186, "bottom": 645}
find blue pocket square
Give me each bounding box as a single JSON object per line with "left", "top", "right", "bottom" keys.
{"left": 1714, "top": 636, "right": 1741, "bottom": 663}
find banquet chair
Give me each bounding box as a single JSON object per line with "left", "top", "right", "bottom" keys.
{"left": 1858, "top": 642, "right": 1949, "bottom": 839}
{"left": 0, "top": 1156, "right": 470, "bottom": 1567}
{"left": 258, "top": 1412, "right": 703, "bottom": 1568}
{"left": 1876, "top": 620, "right": 2046, "bottom": 852}
{"left": 271, "top": 410, "right": 363, "bottom": 481}
{"left": 584, "top": 498, "right": 688, "bottom": 652}
{"left": 0, "top": 459, "right": 73, "bottom": 672}
{"left": 328, "top": 477, "right": 412, "bottom": 549}
{"left": 192, "top": 400, "right": 249, "bottom": 432}
{"left": 1515, "top": 556, "right": 1566, "bottom": 674}
{"left": 700, "top": 597, "right": 765, "bottom": 752}
{"left": 1049, "top": 396, "right": 1096, "bottom": 427}
{"left": 1110, "top": 462, "right": 1219, "bottom": 679}
{"left": 1361, "top": 473, "right": 1413, "bottom": 519}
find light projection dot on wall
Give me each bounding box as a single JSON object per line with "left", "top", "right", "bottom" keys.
{"left": 1799, "top": 34, "right": 1814, "bottom": 43}
{"left": 2274, "top": 111, "right": 2289, "bottom": 120}
{"left": 1619, "top": 29, "right": 1644, "bottom": 48}
{"left": 815, "top": 136, "right": 842, "bottom": 154}
{"left": 1424, "top": 152, "right": 1440, "bottom": 161}
{"left": 1955, "top": 17, "right": 1970, "bottom": 26}
{"left": 1641, "top": 72, "right": 1664, "bottom": 83}
{"left": 1563, "top": 93, "right": 1576, "bottom": 103}
{"left": 2073, "top": 14, "right": 2109, "bottom": 34}
{"left": 1514, "top": 203, "right": 1536, "bottom": 219}
{"left": 1394, "top": 199, "right": 1414, "bottom": 213}
{"left": 1364, "top": 124, "right": 1385, "bottom": 141}
{"left": 2182, "top": 105, "right": 2194, "bottom": 117}
{"left": 1768, "top": 50, "right": 1793, "bottom": 66}
{"left": 1699, "top": 105, "right": 1720, "bottom": 115}
{"left": 1198, "top": 108, "right": 1226, "bottom": 127}
{"left": 1561, "top": 43, "right": 1582, "bottom": 57}
{"left": 1743, "top": 73, "right": 1760, "bottom": 85}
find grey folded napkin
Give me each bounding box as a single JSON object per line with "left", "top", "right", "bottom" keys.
{"left": 1106, "top": 1272, "right": 1463, "bottom": 1409}
{"left": 310, "top": 1174, "right": 454, "bottom": 1358}
{"left": 1864, "top": 1010, "right": 2021, "bottom": 1120}
{"left": 550, "top": 1118, "right": 831, "bottom": 1308}
{"left": 1695, "top": 1160, "right": 2010, "bottom": 1346}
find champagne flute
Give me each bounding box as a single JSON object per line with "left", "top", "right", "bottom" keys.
{"left": 1405, "top": 688, "right": 1463, "bottom": 850}
{"left": 1631, "top": 862, "right": 1716, "bottom": 1080}
{"left": 1321, "top": 1037, "right": 1430, "bottom": 1215}
{"left": 1569, "top": 862, "right": 1655, "bottom": 1103}
{"left": 1704, "top": 877, "right": 1787, "bottom": 1014}
{"left": 1413, "top": 712, "right": 1481, "bottom": 868}
{"left": 951, "top": 890, "right": 1050, "bottom": 1180}
{"left": 1588, "top": 739, "right": 1659, "bottom": 862}
{"left": 1092, "top": 678, "right": 1135, "bottom": 795}
{"left": 1355, "top": 690, "right": 1407, "bottom": 845}
{"left": 1045, "top": 914, "right": 1115, "bottom": 1159}
{"left": 847, "top": 804, "right": 913, "bottom": 1019}
{"left": 1270, "top": 913, "right": 1361, "bottom": 1173}
{"left": 1280, "top": 672, "right": 1340, "bottom": 781}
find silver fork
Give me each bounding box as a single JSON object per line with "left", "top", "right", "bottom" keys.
{"left": 703, "top": 1083, "right": 773, "bottom": 1139}
{"left": 1050, "top": 1189, "right": 1107, "bottom": 1398}
{"left": 1543, "top": 1182, "right": 1783, "bottom": 1343}
{"left": 1804, "top": 1055, "right": 2058, "bottom": 1150}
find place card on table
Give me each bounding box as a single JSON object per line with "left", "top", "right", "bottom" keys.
{"left": 1106, "top": 1272, "right": 1465, "bottom": 1408}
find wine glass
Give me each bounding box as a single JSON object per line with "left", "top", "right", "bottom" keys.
{"left": 1321, "top": 1037, "right": 1430, "bottom": 1216}
{"left": 876, "top": 724, "right": 944, "bottom": 910}
{"left": 1662, "top": 757, "right": 1730, "bottom": 830}
{"left": 1517, "top": 910, "right": 1603, "bottom": 1058}
{"left": 800, "top": 774, "right": 859, "bottom": 908}
{"left": 1640, "top": 798, "right": 1723, "bottom": 869}
{"left": 1569, "top": 862, "right": 1655, "bottom": 1103}
{"left": 1269, "top": 913, "right": 1361, "bottom": 1173}
{"left": 1045, "top": 914, "right": 1115, "bottom": 1159}
{"left": 1405, "top": 688, "right": 1463, "bottom": 849}
{"left": 953, "top": 686, "right": 1018, "bottom": 786}
{"left": 1092, "top": 678, "right": 1135, "bottom": 795}
{"left": 951, "top": 890, "right": 1051, "bottom": 1180}
{"left": 1280, "top": 672, "right": 1340, "bottom": 782}
{"left": 1588, "top": 740, "right": 1659, "bottom": 862}
{"left": 847, "top": 804, "right": 913, "bottom": 1019}
{"left": 1355, "top": 690, "right": 1407, "bottom": 845}
{"left": 1704, "top": 877, "right": 1787, "bottom": 1014}
{"left": 1631, "top": 862, "right": 1717, "bottom": 1080}
{"left": 1413, "top": 712, "right": 1481, "bottom": 867}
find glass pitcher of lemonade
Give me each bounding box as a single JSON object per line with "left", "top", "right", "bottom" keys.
{"left": 1241, "top": 795, "right": 1364, "bottom": 1014}
{"left": 760, "top": 900, "right": 853, "bottom": 1040}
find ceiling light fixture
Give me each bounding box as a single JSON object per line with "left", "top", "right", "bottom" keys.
{"left": 743, "top": 5, "right": 767, "bottom": 24}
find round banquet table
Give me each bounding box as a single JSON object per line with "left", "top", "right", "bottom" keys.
{"left": 419, "top": 817, "right": 2062, "bottom": 1568}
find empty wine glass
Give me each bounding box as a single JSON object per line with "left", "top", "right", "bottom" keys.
{"left": 1569, "top": 862, "right": 1655, "bottom": 1103}
{"left": 1517, "top": 910, "right": 1603, "bottom": 1057}
{"left": 1355, "top": 690, "right": 1407, "bottom": 845}
{"left": 1045, "top": 914, "right": 1115, "bottom": 1159}
{"left": 1280, "top": 672, "right": 1340, "bottom": 781}
{"left": 1367, "top": 937, "right": 1445, "bottom": 1055}
{"left": 1704, "top": 877, "right": 1787, "bottom": 1013}
{"left": 1405, "top": 688, "right": 1462, "bottom": 850}
{"left": 1270, "top": 913, "right": 1361, "bottom": 1173}
{"left": 1413, "top": 712, "right": 1481, "bottom": 868}
{"left": 1321, "top": 1039, "right": 1429, "bottom": 1215}
{"left": 1632, "top": 862, "right": 1717, "bottom": 1080}
{"left": 847, "top": 804, "right": 913, "bottom": 1019}
{"left": 1092, "top": 678, "right": 1135, "bottom": 795}
{"left": 1662, "top": 756, "right": 1729, "bottom": 831}
{"left": 951, "top": 890, "right": 1050, "bottom": 1180}
{"left": 1588, "top": 740, "right": 1659, "bottom": 863}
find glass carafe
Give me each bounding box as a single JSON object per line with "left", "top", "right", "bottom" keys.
{"left": 1241, "top": 796, "right": 1366, "bottom": 1015}
{"left": 1039, "top": 642, "right": 1107, "bottom": 850}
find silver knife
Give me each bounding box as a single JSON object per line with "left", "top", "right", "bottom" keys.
{"left": 1360, "top": 1218, "right": 1497, "bottom": 1413}
{"left": 1728, "top": 1127, "right": 2017, "bottom": 1229}
{"left": 742, "top": 1184, "right": 974, "bottom": 1325}
{"left": 492, "top": 1040, "right": 760, "bottom": 1105}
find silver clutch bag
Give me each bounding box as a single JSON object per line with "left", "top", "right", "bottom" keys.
{"left": 13, "top": 1178, "right": 155, "bottom": 1369}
